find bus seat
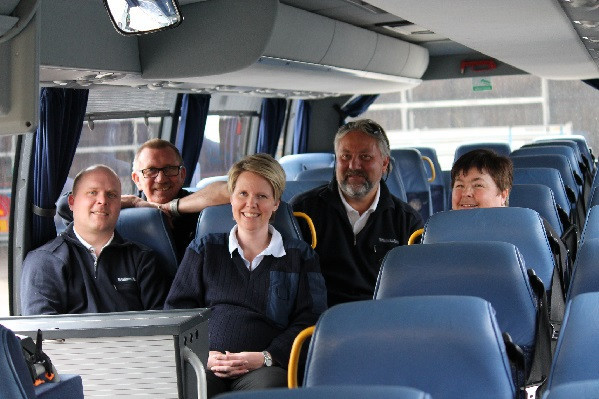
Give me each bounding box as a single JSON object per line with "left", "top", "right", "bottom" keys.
{"left": 579, "top": 205, "right": 599, "bottom": 247}
{"left": 415, "top": 146, "right": 447, "bottom": 212}
{"left": 443, "top": 170, "right": 452, "bottom": 209}
{"left": 566, "top": 238, "right": 599, "bottom": 302}
{"left": 0, "top": 324, "right": 84, "bottom": 399}
{"left": 528, "top": 139, "right": 589, "bottom": 176}
{"left": 295, "top": 167, "right": 334, "bottom": 181}
{"left": 375, "top": 242, "right": 539, "bottom": 371}
{"left": 544, "top": 380, "right": 599, "bottom": 399}
{"left": 513, "top": 167, "right": 571, "bottom": 218}
{"left": 55, "top": 195, "right": 178, "bottom": 278}
{"left": 212, "top": 386, "right": 432, "bottom": 399}
{"left": 116, "top": 208, "right": 179, "bottom": 279}
{"left": 279, "top": 153, "right": 335, "bottom": 181}
{"left": 302, "top": 296, "right": 516, "bottom": 399}
{"left": 546, "top": 292, "right": 599, "bottom": 391}
{"left": 385, "top": 163, "right": 408, "bottom": 202}
{"left": 195, "top": 202, "right": 302, "bottom": 241}
{"left": 510, "top": 184, "right": 564, "bottom": 236}
{"left": 281, "top": 180, "right": 328, "bottom": 203}
{"left": 391, "top": 149, "right": 433, "bottom": 222}
{"left": 511, "top": 155, "right": 584, "bottom": 227}
{"left": 588, "top": 186, "right": 599, "bottom": 209}
{"left": 195, "top": 175, "right": 227, "bottom": 190}
{"left": 454, "top": 142, "right": 511, "bottom": 163}
{"left": 422, "top": 208, "right": 557, "bottom": 294}
{"left": 514, "top": 145, "right": 583, "bottom": 190}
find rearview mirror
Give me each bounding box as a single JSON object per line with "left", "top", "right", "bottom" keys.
{"left": 103, "top": 0, "right": 182, "bottom": 35}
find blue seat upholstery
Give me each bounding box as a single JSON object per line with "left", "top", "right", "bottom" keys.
{"left": 513, "top": 167, "right": 571, "bottom": 216}
{"left": 513, "top": 146, "right": 583, "bottom": 189}
{"left": 511, "top": 154, "right": 580, "bottom": 200}
{"left": 195, "top": 174, "right": 227, "bottom": 190}
{"left": 281, "top": 180, "right": 328, "bottom": 203}
{"left": 214, "top": 385, "right": 432, "bottom": 399}
{"left": 303, "top": 296, "right": 516, "bottom": 399}
{"left": 422, "top": 208, "right": 556, "bottom": 289}
{"left": 391, "top": 149, "right": 433, "bottom": 222}
{"left": 0, "top": 325, "right": 83, "bottom": 399}
{"left": 579, "top": 205, "right": 599, "bottom": 246}
{"left": 116, "top": 208, "right": 179, "bottom": 278}
{"left": 295, "top": 167, "right": 334, "bottom": 182}
{"left": 566, "top": 238, "right": 599, "bottom": 301}
{"left": 454, "top": 142, "right": 511, "bottom": 162}
{"left": 589, "top": 185, "right": 599, "bottom": 209}
{"left": 55, "top": 194, "right": 178, "bottom": 279}
{"left": 544, "top": 380, "right": 599, "bottom": 399}
{"left": 196, "top": 202, "right": 302, "bottom": 241}
{"left": 546, "top": 292, "right": 599, "bottom": 390}
{"left": 529, "top": 139, "right": 588, "bottom": 173}
{"left": 375, "top": 242, "right": 537, "bottom": 355}
{"left": 279, "top": 153, "right": 335, "bottom": 181}
{"left": 510, "top": 184, "right": 563, "bottom": 235}
{"left": 415, "top": 146, "right": 447, "bottom": 213}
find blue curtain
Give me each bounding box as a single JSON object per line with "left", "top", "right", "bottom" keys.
{"left": 337, "top": 94, "right": 379, "bottom": 125}
{"left": 32, "top": 88, "right": 89, "bottom": 248}
{"left": 256, "top": 98, "right": 287, "bottom": 156}
{"left": 293, "top": 100, "right": 311, "bottom": 154}
{"left": 175, "top": 93, "right": 211, "bottom": 186}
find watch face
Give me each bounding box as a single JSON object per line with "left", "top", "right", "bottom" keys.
{"left": 263, "top": 351, "right": 273, "bottom": 366}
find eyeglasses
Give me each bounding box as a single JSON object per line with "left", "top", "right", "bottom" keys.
{"left": 139, "top": 166, "right": 182, "bottom": 178}
{"left": 341, "top": 120, "right": 389, "bottom": 147}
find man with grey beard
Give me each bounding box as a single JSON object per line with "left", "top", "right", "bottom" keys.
{"left": 291, "top": 119, "right": 422, "bottom": 307}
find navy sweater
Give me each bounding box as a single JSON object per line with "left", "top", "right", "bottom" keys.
{"left": 164, "top": 233, "right": 327, "bottom": 367}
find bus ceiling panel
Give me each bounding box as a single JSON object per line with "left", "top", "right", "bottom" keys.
{"left": 39, "top": 0, "right": 141, "bottom": 74}
{"left": 138, "top": 0, "right": 426, "bottom": 95}
{"left": 367, "top": 0, "right": 599, "bottom": 80}
{"left": 138, "top": 0, "right": 279, "bottom": 78}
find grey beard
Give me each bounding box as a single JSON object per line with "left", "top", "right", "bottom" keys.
{"left": 339, "top": 178, "right": 373, "bottom": 199}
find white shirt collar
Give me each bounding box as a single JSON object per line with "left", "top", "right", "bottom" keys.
{"left": 228, "top": 224, "right": 286, "bottom": 270}
{"left": 73, "top": 227, "right": 115, "bottom": 260}
{"left": 338, "top": 184, "right": 381, "bottom": 235}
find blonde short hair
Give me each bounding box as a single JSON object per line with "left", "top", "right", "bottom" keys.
{"left": 227, "top": 154, "right": 286, "bottom": 201}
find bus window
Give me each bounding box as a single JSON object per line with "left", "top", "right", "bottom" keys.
{"left": 0, "top": 135, "right": 16, "bottom": 316}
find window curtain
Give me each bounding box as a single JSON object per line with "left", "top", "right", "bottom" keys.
{"left": 32, "top": 87, "right": 89, "bottom": 248}
{"left": 292, "top": 100, "right": 311, "bottom": 154}
{"left": 337, "top": 94, "right": 379, "bottom": 125}
{"left": 256, "top": 98, "right": 287, "bottom": 156}
{"left": 175, "top": 93, "right": 211, "bottom": 186}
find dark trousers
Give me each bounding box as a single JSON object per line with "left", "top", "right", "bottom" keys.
{"left": 207, "top": 366, "right": 288, "bottom": 398}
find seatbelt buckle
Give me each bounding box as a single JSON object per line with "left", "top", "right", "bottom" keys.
{"left": 521, "top": 376, "right": 547, "bottom": 399}
{"left": 551, "top": 323, "right": 561, "bottom": 340}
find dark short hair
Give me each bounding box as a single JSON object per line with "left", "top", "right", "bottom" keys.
{"left": 451, "top": 149, "right": 513, "bottom": 193}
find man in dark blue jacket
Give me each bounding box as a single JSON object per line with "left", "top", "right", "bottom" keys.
{"left": 20, "top": 165, "right": 170, "bottom": 315}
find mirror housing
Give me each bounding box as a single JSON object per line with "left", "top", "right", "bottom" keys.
{"left": 103, "top": 0, "right": 182, "bottom": 35}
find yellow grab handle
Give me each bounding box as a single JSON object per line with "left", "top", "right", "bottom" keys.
{"left": 287, "top": 325, "right": 315, "bottom": 388}
{"left": 293, "top": 212, "right": 317, "bottom": 249}
{"left": 408, "top": 228, "right": 424, "bottom": 245}
{"left": 422, "top": 156, "right": 436, "bottom": 183}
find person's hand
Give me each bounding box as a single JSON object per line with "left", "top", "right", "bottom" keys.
{"left": 207, "top": 351, "right": 264, "bottom": 379}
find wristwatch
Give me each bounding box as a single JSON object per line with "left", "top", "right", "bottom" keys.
{"left": 262, "top": 351, "right": 273, "bottom": 367}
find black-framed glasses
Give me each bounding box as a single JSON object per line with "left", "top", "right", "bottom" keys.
{"left": 139, "top": 165, "right": 182, "bottom": 178}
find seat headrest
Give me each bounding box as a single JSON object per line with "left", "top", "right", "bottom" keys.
{"left": 454, "top": 142, "right": 511, "bottom": 161}
{"left": 423, "top": 207, "right": 555, "bottom": 287}
{"left": 513, "top": 167, "right": 570, "bottom": 213}
{"left": 116, "top": 208, "right": 178, "bottom": 278}
{"left": 196, "top": 201, "right": 302, "bottom": 241}
{"left": 510, "top": 183, "right": 563, "bottom": 235}
{"left": 375, "top": 241, "right": 536, "bottom": 348}
{"left": 56, "top": 192, "right": 73, "bottom": 224}
{"left": 295, "top": 167, "right": 334, "bottom": 181}
{"left": 305, "top": 296, "right": 515, "bottom": 399}
{"left": 282, "top": 180, "right": 327, "bottom": 203}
